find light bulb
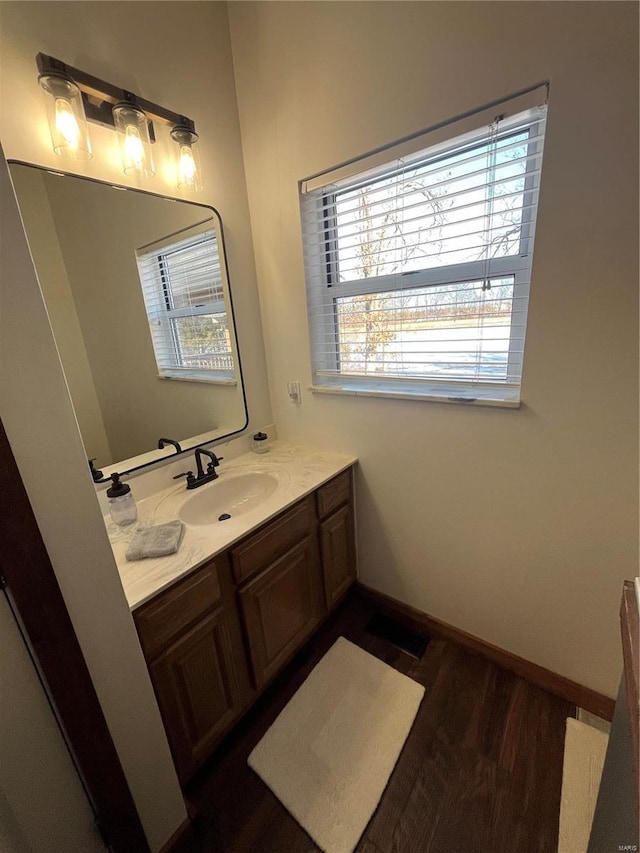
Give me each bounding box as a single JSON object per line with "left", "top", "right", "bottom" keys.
{"left": 124, "top": 125, "right": 145, "bottom": 172}
{"left": 39, "top": 73, "right": 92, "bottom": 159}
{"left": 112, "top": 103, "right": 155, "bottom": 177}
{"left": 178, "top": 144, "right": 197, "bottom": 188}
{"left": 54, "top": 98, "right": 81, "bottom": 150}
{"left": 171, "top": 125, "right": 203, "bottom": 191}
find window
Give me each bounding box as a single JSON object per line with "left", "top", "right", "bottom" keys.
{"left": 136, "top": 225, "right": 235, "bottom": 383}
{"left": 300, "top": 92, "right": 548, "bottom": 406}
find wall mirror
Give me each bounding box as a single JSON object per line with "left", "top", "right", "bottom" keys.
{"left": 8, "top": 162, "right": 248, "bottom": 477}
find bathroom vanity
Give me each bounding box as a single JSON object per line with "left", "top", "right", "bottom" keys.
{"left": 110, "top": 445, "right": 357, "bottom": 783}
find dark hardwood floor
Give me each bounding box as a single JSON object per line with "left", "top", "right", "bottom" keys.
{"left": 183, "top": 590, "right": 574, "bottom": 853}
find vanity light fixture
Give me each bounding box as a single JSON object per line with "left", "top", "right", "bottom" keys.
{"left": 36, "top": 53, "right": 201, "bottom": 189}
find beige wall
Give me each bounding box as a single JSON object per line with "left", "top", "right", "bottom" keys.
{"left": 0, "top": 2, "right": 271, "bottom": 849}
{"left": 229, "top": 0, "right": 639, "bottom": 697}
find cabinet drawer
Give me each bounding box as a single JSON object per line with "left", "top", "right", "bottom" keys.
{"left": 231, "top": 497, "right": 314, "bottom": 585}
{"left": 316, "top": 469, "right": 352, "bottom": 519}
{"left": 134, "top": 562, "right": 221, "bottom": 660}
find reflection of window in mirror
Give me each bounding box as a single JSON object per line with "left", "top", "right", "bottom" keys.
{"left": 136, "top": 222, "right": 236, "bottom": 384}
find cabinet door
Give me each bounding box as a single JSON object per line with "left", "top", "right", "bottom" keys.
{"left": 238, "top": 536, "right": 323, "bottom": 689}
{"left": 150, "top": 607, "right": 240, "bottom": 783}
{"left": 320, "top": 503, "right": 356, "bottom": 610}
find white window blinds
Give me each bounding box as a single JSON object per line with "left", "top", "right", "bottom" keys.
{"left": 300, "top": 90, "right": 548, "bottom": 406}
{"left": 136, "top": 226, "right": 235, "bottom": 382}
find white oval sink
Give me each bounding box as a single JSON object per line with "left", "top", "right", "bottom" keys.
{"left": 178, "top": 471, "right": 279, "bottom": 526}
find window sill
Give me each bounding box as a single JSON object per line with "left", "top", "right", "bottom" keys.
{"left": 309, "top": 380, "right": 521, "bottom": 409}
{"left": 158, "top": 372, "right": 237, "bottom": 386}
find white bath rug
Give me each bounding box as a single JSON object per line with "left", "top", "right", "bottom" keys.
{"left": 558, "top": 716, "right": 609, "bottom": 853}
{"left": 248, "top": 636, "right": 425, "bottom": 853}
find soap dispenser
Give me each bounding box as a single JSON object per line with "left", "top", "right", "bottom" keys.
{"left": 106, "top": 473, "right": 138, "bottom": 526}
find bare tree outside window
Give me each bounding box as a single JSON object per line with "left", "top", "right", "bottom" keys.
{"left": 332, "top": 131, "right": 529, "bottom": 380}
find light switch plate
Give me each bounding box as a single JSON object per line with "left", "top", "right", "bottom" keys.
{"left": 287, "top": 381, "right": 301, "bottom": 404}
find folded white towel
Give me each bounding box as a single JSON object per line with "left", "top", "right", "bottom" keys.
{"left": 125, "top": 520, "right": 185, "bottom": 561}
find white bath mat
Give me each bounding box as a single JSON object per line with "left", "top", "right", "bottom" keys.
{"left": 558, "top": 717, "right": 609, "bottom": 853}
{"left": 248, "top": 636, "right": 425, "bottom": 853}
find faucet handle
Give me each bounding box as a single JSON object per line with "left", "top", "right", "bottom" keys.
{"left": 206, "top": 456, "right": 223, "bottom": 474}
{"left": 173, "top": 470, "right": 196, "bottom": 488}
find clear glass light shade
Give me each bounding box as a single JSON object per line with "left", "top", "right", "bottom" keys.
{"left": 112, "top": 104, "right": 155, "bottom": 177}
{"left": 171, "top": 127, "right": 203, "bottom": 191}
{"left": 39, "top": 75, "right": 92, "bottom": 160}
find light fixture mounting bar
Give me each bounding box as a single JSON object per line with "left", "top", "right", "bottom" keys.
{"left": 35, "top": 53, "right": 197, "bottom": 135}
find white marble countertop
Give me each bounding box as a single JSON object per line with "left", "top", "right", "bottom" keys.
{"left": 106, "top": 442, "right": 357, "bottom": 611}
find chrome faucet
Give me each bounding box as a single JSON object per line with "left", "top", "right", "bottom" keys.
{"left": 173, "top": 447, "right": 223, "bottom": 490}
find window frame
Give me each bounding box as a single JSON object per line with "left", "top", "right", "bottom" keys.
{"left": 302, "top": 106, "right": 547, "bottom": 407}
{"left": 137, "top": 228, "right": 237, "bottom": 385}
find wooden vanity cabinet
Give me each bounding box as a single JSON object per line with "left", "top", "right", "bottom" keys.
{"left": 133, "top": 556, "right": 250, "bottom": 784}
{"left": 133, "top": 466, "right": 357, "bottom": 785}
{"left": 317, "top": 469, "right": 357, "bottom": 610}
